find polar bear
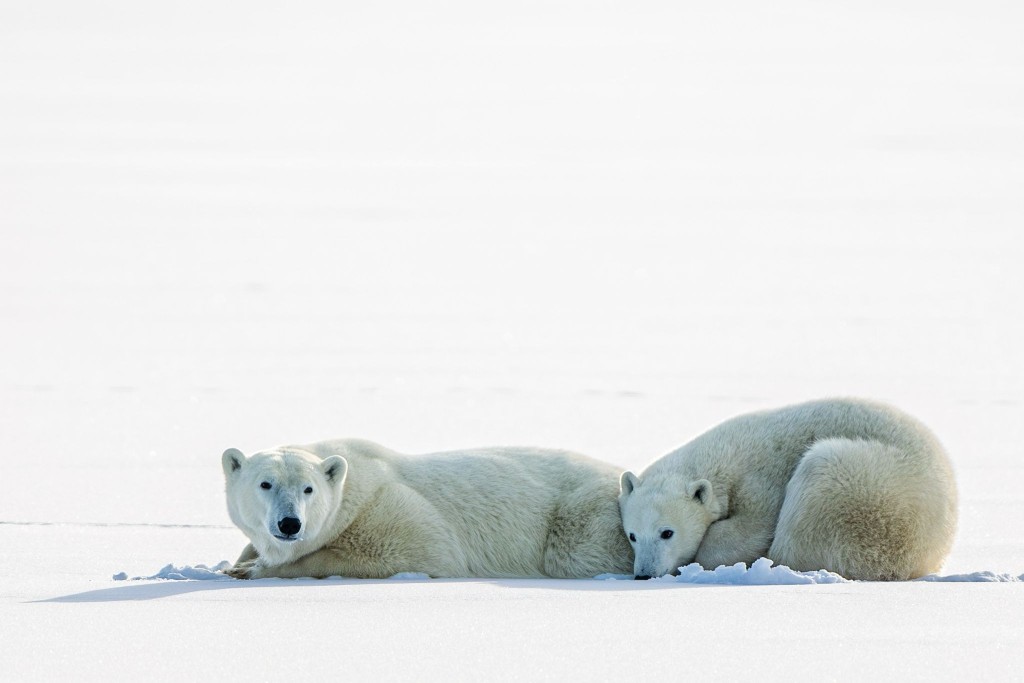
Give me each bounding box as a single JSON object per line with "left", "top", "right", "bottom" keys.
{"left": 618, "top": 398, "right": 958, "bottom": 581}
{"left": 222, "top": 438, "right": 633, "bottom": 579}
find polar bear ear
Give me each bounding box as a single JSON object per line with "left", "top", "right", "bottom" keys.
{"left": 321, "top": 455, "right": 348, "bottom": 486}
{"left": 620, "top": 471, "right": 640, "bottom": 497}
{"left": 686, "top": 479, "right": 713, "bottom": 505}
{"left": 222, "top": 448, "right": 246, "bottom": 478}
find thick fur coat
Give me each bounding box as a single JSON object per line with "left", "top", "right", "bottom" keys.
{"left": 223, "top": 439, "right": 633, "bottom": 579}
{"left": 619, "top": 398, "right": 958, "bottom": 580}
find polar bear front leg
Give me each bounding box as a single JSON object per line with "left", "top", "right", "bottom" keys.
{"left": 225, "top": 556, "right": 260, "bottom": 579}
{"left": 235, "top": 543, "right": 258, "bottom": 563}
{"left": 694, "top": 516, "right": 774, "bottom": 570}
{"left": 220, "top": 543, "right": 261, "bottom": 579}
{"left": 232, "top": 547, "right": 404, "bottom": 580}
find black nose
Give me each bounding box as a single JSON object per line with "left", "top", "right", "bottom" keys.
{"left": 278, "top": 517, "right": 301, "bottom": 536}
{"left": 634, "top": 575, "right": 652, "bottom": 581}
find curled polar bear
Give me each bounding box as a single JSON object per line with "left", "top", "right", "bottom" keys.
{"left": 619, "top": 398, "right": 958, "bottom": 581}
{"left": 222, "top": 438, "right": 633, "bottom": 579}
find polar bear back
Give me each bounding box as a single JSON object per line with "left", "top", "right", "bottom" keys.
{"left": 294, "top": 439, "right": 630, "bottom": 578}
{"left": 395, "top": 447, "right": 620, "bottom": 576}
{"left": 647, "top": 398, "right": 949, "bottom": 516}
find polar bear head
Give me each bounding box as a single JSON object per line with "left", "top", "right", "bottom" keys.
{"left": 618, "top": 471, "right": 722, "bottom": 579}
{"left": 222, "top": 447, "right": 348, "bottom": 564}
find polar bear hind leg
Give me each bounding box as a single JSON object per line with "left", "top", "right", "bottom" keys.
{"left": 769, "top": 437, "right": 953, "bottom": 581}
{"left": 542, "top": 482, "right": 633, "bottom": 578}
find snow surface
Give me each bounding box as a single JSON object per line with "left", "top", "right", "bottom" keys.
{"left": 120, "top": 557, "right": 1024, "bottom": 585}
{"left": 637, "top": 559, "right": 848, "bottom": 585}
{"left": 3, "top": 0, "right": 1024, "bottom": 680}
{"left": 112, "top": 561, "right": 233, "bottom": 582}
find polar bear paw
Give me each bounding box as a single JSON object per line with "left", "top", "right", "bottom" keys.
{"left": 225, "top": 558, "right": 262, "bottom": 580}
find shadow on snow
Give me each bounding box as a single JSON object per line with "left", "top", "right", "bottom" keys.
{"left": 38, "top": 576, "right": 724, "bottom": 603}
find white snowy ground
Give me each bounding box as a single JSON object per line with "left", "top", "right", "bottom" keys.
{"left": 2, "top": 1, "right": 1023, "bottom": 679}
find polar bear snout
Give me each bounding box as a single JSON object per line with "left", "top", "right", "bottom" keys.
{"left": 277, "top": 516, "right": 302, "bottom": 538}
{"left": 269, "top": 504, "right": 305, "bottom": 541}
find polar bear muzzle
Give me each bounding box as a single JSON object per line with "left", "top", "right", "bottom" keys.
{"left": 276, "top": 516, "right": 302, "bottom": 539}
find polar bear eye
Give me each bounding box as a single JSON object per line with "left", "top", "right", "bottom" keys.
{"left": 660, "top": 530, "right": 674, "bottom": 540}
{"left": 260, "top": 482, "right": 272, "bottom": 490}
{"left": 304, "top": 486, "right": 313, "bottom": 494}
{"left": 628, "top": 533, "right": 636, "bottom": 543}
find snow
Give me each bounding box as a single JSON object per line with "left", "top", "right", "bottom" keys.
{"left": 3, "top": 0, "right": 1024, "bottom": 680}
{"left": 649, "top": 558, "right": 848, "bottom": 585}
{"left": 118, "top": 558, "right": 1022, "bottom": 586}
{"left": 594, "top": 560, "right": 845, "bottom": 584}
{"left": 113, "top": 562, "right": 233, "bottom": 582}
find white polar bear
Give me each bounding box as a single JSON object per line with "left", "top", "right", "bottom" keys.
{"left": 222, "top": 438, "right": 634, "bottom": 579}
{"left": 618, "top": 398, "right": 958, "bottom": 581}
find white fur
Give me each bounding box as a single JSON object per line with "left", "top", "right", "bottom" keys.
{"left": 222, "top": 439, "right": 633, "bottom": 579}
{"left": 619, "top": 398, "right": 958, "bottom": 581}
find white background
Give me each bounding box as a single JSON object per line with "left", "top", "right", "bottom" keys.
{"left": 2, "top": 1, "right": 1022, "bottom": 679}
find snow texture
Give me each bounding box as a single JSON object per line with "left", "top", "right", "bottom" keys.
{"left": 113, "top": 562, "right": 233, "bottom": 581}
{"left": 595, "top": 559, "right": 847, "bottom": 584}
{"left": 658, "top": 558, "right": 847, "bottom": 585}
{"left": 125, "top": 559, "right": 1020, "bottom": 585}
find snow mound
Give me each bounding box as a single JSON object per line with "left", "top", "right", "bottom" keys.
{"left": 113, "top": 561, "right": 234, "bottom": 581}
{"left": 599, "top": 558, "right": 848, "bottom": 584}
{"left": 671, "top": 558, "right": 848, "bottom": 584}
{"left": 600, "top": 559, "right": 1024, "bottom": 584}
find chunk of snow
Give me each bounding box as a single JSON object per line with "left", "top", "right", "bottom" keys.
{"left": 113, "top": 561, "right": 233, "bottom": 581}
{"left": 598, "top": 558, "right": 848, "bottom": 584}
{"left": 670, "top": 558, "right": 849, "bottom": 584}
